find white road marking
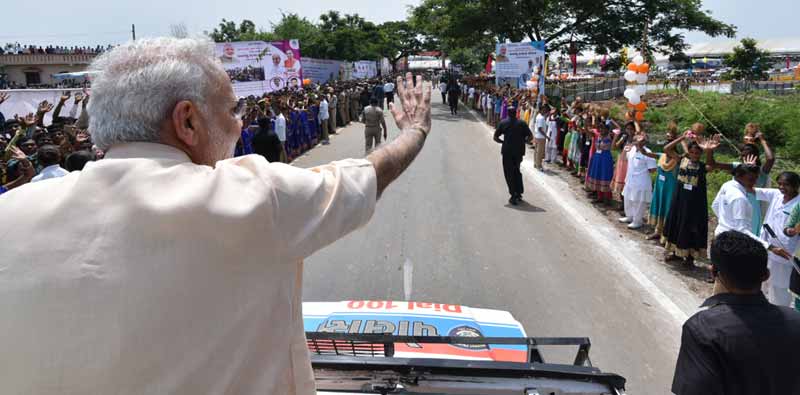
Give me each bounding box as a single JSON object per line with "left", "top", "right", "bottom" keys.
{"left": 465, "top": 107, "right": 692, "bottom": 325}
{"left": 404, "top": 258, "right": 414, "bottom": 300}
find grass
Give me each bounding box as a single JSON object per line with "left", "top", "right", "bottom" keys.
{"left": 606, "top": 91, "right": 800, "bottom": 215}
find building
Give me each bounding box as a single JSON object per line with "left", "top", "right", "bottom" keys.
{"left": 0, "top": 53, "right": 96, "bottom": 88}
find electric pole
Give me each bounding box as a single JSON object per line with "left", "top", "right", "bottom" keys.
{"left": 132, "top": 24, "right": 136, "bottom": 41}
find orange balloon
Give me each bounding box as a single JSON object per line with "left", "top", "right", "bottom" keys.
{"left": 637, "top": 63, "right": 650, "bottom": 74}
{"left": 635, "top": 111, "right": 645, "bottom": 121}
{"left": 634, "top": 102, "right": 647, "bottom": 111}
{"left": 627, "top": 63, "right": 638, "bottom": 71}
{"left": 626, "top": 102, "right": 635, "bottom": 109}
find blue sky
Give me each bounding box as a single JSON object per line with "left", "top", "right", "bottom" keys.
{"left": 1, "top": 0, "right": 794, "bottom": 47}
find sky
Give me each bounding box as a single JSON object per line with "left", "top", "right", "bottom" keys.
{"left": 0, "top": 0, "right": 796, "bottom": 48}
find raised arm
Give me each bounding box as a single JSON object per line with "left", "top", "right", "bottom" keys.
{"left": 756, "top": 132, "right": 775, "bottom": 173}
{"left": 367, "top": 73, "right": 431, "bottom": 198}
{"left": 664, "top": 133, "right": 686, "bottom": 159}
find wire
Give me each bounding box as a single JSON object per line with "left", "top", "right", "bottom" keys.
{"left": 675, "top": 87, "right": 741, "bottom": 155}
{"left": 0, "top": 31, "right": 131, "bottom": 40}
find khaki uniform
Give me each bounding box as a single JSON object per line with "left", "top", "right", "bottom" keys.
{"left": 362, "top": 105, "right": 386, "bottom": 155}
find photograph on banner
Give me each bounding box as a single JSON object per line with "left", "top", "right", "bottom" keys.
{"left": 352, "top": 61, "right": 377, "bottom": 80}
{"left": 494, "top": 41, "right": 546, "bottom": 92}
{"left": 303, "top": 58, "right": 342, "bottom": 84}
{"left": 215, "top": 40, "right": 302, "bottom": 96}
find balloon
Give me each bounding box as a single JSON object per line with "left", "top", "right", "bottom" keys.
{"left": 629, "top": 95, "right": 641, "bottom": 105}
{"left": 637, "top": 63, "right": 650, "bottom": 74}
{"left": 624, "top": 88, "right": 636, "bottom": 99}
{"left": 636, "top": 73, "right": 648, "bottom": 84}
{"left": 624, "top": 70, "right": 637, "bottom": 82}
{"left": 634, "top": 84, "right": 647, "bottom": 96}
{"left": 526, "top": 80, "right": 536, "bottom": 90}
{"left": 627, "top": 63, "right": 638, "bottom": 71}
{"left": 634, "top": 102, "right": 647, "bottom": 111}
{"left": 635, "top": 111, "right": 645, "bottom": 121}
{"left": 633, "top": 55, "right": 644, "bottom": 65}
{"left": 626, "top": 102, "right": 635, "bottom": 109}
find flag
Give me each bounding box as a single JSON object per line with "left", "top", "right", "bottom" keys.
{"left": 600, "top": 55, "right": 607, "bottom": 67}
{"left": 787, "top": 56, "right": 791, "bottom": 69}
{"left": 703, "top": 56, "right": 708, "bottom": 64}
{"left": 569, "top": 53, "right": 577, "bottom": 75}
{"left": 485, "top": 54, "right": 493, "bottom": 74}
{"left": 691, "top": 58, "right": 697, "bottom": 64}
{"left": 587, "top": 57, "right": 594, "bottom": 66}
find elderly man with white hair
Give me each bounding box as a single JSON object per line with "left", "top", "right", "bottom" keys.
{"left": 0, "top": 37, "right": 432, "bottom": 395}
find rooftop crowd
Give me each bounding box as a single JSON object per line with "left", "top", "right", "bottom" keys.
{"left": 1, "top": 43, "right": 113, "bottom": 55}
{"left": 459, "top": 76, "right": 800, "bottom": 312}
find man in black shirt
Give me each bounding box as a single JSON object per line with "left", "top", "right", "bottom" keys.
{"left": 493, "top": 105, "right": 533, "bottom": 206}
{"left": 672, "top": 230, "right": 800, "bottom": 395}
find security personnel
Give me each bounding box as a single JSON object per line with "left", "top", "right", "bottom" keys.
{"left": 493, "top": 104, "right": 532, "bottom": 206}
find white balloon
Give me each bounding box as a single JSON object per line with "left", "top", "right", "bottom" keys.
{"left": 633, "top": 55, "right": 644, "bottom": 65}
{"left": 629, "top": 94, "right": 641, "bottom": 105}
{"left": 624, "top": 88, "right": 635, "bottom": 99}
{"left": 636, "top": 73, "right": 648, "bottom": 84}
{"left": 634, "top": 84, "right": 647, "bottom": 96}
{"left": 624, "top": 70, "right": 637, "bottom": 82}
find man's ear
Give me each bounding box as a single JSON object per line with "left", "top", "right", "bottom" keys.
{"left": 172, "top": 100, "right": 199, "bottom": 147}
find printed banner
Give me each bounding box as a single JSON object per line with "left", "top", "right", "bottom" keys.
{"left": 215, "top": 40, "right": 303, "bottom": 96}
{"left": 302, "top": 58, "right": 342, "bottom": 84}
{"left": 352, "top": 60, "right": 378, "bottom": 79}
{"left": 494, "top": 41, "right": 546, "bottom": 91}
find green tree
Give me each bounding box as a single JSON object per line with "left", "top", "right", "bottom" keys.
{"left": 376, "top": 21, "right": 426, "bottom": 70}
{"left": 269, "top": 12, "right": 322, "bottom": 58}
{"left": 208, "top": 19, "right": 257, "bottom": 42}
{"left": 724, "top": 38, "right": 772, "bottom": 81}
{"left": 411, "top": 0, "right": 735, "bottom": 64}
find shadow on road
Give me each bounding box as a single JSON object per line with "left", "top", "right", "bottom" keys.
{"left": 505, "top": 200, "right": 546, "bottom": 213}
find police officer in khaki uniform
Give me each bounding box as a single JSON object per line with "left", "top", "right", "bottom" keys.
{"left": 362, "top": 97, "right": 387, "bottom": 155}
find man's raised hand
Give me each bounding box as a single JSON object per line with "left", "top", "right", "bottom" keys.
{"left": 389, "top": 72, "right": 431, "bottom": 136}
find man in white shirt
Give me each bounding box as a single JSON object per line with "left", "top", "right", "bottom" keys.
{"left": 274, "top": 109, "right": 288, "bottom": 162}
{"left": 468, "top": 86, "right": 476, "bottom": 108}
{"left": 712, "top": 164, "right": 792, "bottom": 260}
{"left": 0, "top": 37, "right": 433, "bottom": 395}
{"left": 384, "top": 80, "right": 395, "bottom": 105}
{"left": 30, "top": 144, "right": 68, "bottom": 182}
{"left": 532, "top": 106, "right": 548, "bottom": 170}
{"left": 756, "top": 172, "right": 800, "bottom": 306}
{"left": 318, "top": 96, "right": 330, "bottom": 144}
{"left": 439, "top": 81, "right": 447, "bottom": 104}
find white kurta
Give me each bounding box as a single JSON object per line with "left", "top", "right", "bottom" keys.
{"left": 757, "top": 188, "right": 800, "bottom": 304}
{"left": 622, "top": 147, "right": 657, "bottom": 203}
{"left": 0, "top": 142, "right": 377, "bottom": 395}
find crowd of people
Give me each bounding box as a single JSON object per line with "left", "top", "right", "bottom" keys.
{"left": 1, "top": 43, "right": 112, "bottom": 55}
{"left": 460, "top": 77, "right": 800, "bottom": 311}
{"left": 0, "top": 75, "right": 398, "bottom": 196}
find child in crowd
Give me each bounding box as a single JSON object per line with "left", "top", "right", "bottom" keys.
{"left": 619, "top": 133, "right": 658, "bottom": 229}
{"left": 644, "top": 122, "right": 680, "bottom": 240}
{"left": 610, "top": 119, "right": 637, "bottom": 209}
{"left": 585, "top": 121, "right": 615, "bottom": 204}
{"left": 661, "top": 132, "right": 713, "bottom": 266}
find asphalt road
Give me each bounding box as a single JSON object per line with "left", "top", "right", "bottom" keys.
{"left": 295, "top": 98, "right": 701, "bottom": 394}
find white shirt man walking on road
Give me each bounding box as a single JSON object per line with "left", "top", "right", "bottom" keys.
{"left": 0, "top": 37, "right": 433, "bottom": 395}
{"left": 384, "top": 80, "right": 395, "bottom": 105}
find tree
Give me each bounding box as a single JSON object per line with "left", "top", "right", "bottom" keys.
{"left": 208, "top": 19, "right": 257, "bottom": 42}
{"left": 724, "top": 38, "right": 771, "bottom": 81}
{"left": 376, "top": 21, "right": 426, "bottom": 70}
{"left": 270, "top": 12, "right": 321, "bottom": 57}
{"left": 411, "top": 0, "right": 736, "bottom": 62}
{"left": 316, "top": 11, "right": 382, "bottom": 61}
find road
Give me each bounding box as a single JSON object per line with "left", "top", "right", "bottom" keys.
{"left": 295, "top": 98, "right": 702, "bottom": 394}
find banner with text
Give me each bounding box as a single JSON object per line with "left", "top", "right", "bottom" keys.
{"left": 352, "top": 60, "right": 378, "bottom": 79}
{"left": 494, "top": 41, "right": 545, "bottom": 91}
{"left": 302, "top": 58, "right": 342, "bottom": 84}
{"left": 215, "top": 40, "right": 303, "bottom": 96}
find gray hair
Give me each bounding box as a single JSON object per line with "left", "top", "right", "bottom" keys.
{"left": 88, "top": 37, "right": 223, "bottom": 150}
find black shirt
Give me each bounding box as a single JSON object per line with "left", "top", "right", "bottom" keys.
{"left": 672, "top": 292, "right": 800, "bottom": 395}
{"left": 251, "top": 125, "right": 283, "bottom": 163}
{"left": 494, "top": 118, "right": 533, "bottom": 158}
